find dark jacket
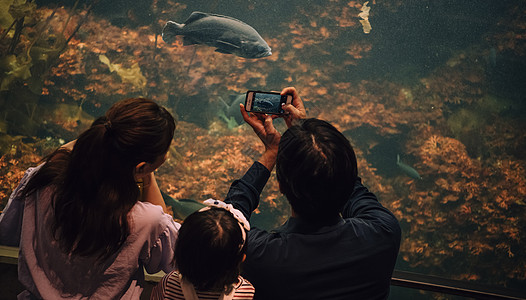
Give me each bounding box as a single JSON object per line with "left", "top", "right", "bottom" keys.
{"left": 226, "top": 162, "right": 401, "bottom": 300}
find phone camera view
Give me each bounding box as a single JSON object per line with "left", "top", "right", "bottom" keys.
{"left": 252, "top": 93, "right": 284, "bottom": 114}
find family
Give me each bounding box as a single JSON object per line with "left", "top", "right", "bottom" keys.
{"left": 0, "top": 87, "right": 401, "bottom": 300}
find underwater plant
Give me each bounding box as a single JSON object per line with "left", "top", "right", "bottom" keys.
{"left": 0, "top": 2, "right": 93, "bottom": 138}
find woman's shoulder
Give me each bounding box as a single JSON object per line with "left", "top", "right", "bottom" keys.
{"left": 129, "top": 201, "right": 180, "bottom": 234}
{"left": 129, "top": 203, "right": 179, "bottom": 273}
{"left": 131, "top": 201, "right": 165, "bottom": 218}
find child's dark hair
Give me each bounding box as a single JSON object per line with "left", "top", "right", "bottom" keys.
{"left": 174, "top": 207, "right": 246, "bottom": 293}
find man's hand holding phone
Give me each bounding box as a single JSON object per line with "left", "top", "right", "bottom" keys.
{"left": 240, "top": 102, "right": 281, "bottom": 152}
{"left": 244, "top": 87, "right": 306, "bottom": 122}
{"left": 280, "top": 87, "right": 306, "bottom": 127}
{"left": 240, "top": 102, "right": 281, "bottom": 171}
{"left": 240, "top": 86, "right": 307, "bottom": 171}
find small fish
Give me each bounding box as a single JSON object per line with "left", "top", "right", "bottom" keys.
{"left": 162, "top": 11, "right": 272, "bottom": 59}
{"left": 397, "top": 154, "right": 422, "bottom": 180}
{"left": 161, "top": 191, "right": 205, "bottom": 220}
{"left": 489, "top": 47, "right": 497, "bottom": 68}
{"left": 218, "top": 94, "right": 245, "bottom": 128}
{"left": 254, "top": 99, "right": 275, "bottom": 109}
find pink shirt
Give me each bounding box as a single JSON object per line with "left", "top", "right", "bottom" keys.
{"left": 0, "top": 165, "right": 180, "bottom": 299}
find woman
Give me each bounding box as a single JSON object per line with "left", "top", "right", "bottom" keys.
{"left": 0, "top": 98, "right": 180, "bottom": 299}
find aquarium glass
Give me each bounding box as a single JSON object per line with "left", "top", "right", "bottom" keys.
{"left": 1, "top": 0, "right": 525, "bottom": 297}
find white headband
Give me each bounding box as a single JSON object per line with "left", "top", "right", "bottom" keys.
{"left": 200, "top": 199, "right": 250, "bottom": 250}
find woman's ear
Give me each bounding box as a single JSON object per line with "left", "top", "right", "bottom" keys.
{"left": 135, "top": 162, "right": 149, "bottom": 177}
{"left": 135, "top": 154, "right": 168, "bottom": 179}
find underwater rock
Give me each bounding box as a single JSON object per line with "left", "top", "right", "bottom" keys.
{"left": 0, "top": 119, "right": 7, "bottom": 134}
{"left": 48, "top": 102, "right": 94, "bottom": 131}
{"left": 29, "top": 34, "right": 66, "bottom": 63}
{"left": 447, "top": 108, "right": 482, "bottom": 135}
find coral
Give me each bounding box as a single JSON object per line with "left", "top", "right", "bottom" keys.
{"left": 0, "top": 136, "right": 49, "bottom": 212}
{"left": 421, "top": 58, "right": 486, "bottom": 106}
{"left": 489, "top": 4, "right": 526, "bottom": 56}
{"left": 155, "top": 121, "right": 287, "bottom": 226}
{"left": 395, "top": 131, "right": 526, "bottom": 284}
{"left": 0, "top": 0, "right": 525, "bottom": 294}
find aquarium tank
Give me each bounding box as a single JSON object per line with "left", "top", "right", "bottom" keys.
{"left": 1, "top": 0, "right": 525, "bottom": 298}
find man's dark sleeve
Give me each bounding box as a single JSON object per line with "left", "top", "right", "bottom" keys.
{"left": 224, "top": 161, "right": 271, "bottom": 220}
{"left": 342, "top": 177, "right": 401, "bottom": 238}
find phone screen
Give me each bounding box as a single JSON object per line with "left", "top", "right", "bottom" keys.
{"left": 246, "top": 91, "right": 287, "bottom": 114}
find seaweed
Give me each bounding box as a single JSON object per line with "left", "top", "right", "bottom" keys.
{"left": 99, "top": 54, "right": 147, "bottom": 91}
{"left": 0, "top": 1, "right": 92, "bottom": 138}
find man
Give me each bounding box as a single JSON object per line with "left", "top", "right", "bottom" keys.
{"left": 225, "top": 87, "right": 401, "bottom": 300}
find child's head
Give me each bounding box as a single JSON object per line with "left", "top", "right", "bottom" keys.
{"left": 174, "top": 200, "right": 250, "bottom": 293}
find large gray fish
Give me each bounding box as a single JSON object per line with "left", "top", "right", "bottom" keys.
{"left": 397, "top": 154, "right": 422, "bottom": 180}
{"left": 162, "top": 11, "right": 272, "bottom": 59}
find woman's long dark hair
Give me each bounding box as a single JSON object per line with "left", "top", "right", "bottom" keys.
{"left": 22, "top": 98, "right": 175, "bottom": 260}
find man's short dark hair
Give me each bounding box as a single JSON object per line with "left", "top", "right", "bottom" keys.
{"left": 276, "top": 118, "right": 358, "bottom": 223}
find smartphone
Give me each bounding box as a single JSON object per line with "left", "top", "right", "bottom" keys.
{"left": 245, "top": 91, "right": 293, "bottom": 115}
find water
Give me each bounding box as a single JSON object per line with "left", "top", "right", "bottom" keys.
{"left": 1, "top": 0, "right": 525, "bottom": 297}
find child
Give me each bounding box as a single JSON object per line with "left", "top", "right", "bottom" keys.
{"left": 151, "top": 199, "right": 255, "bottom": 300}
